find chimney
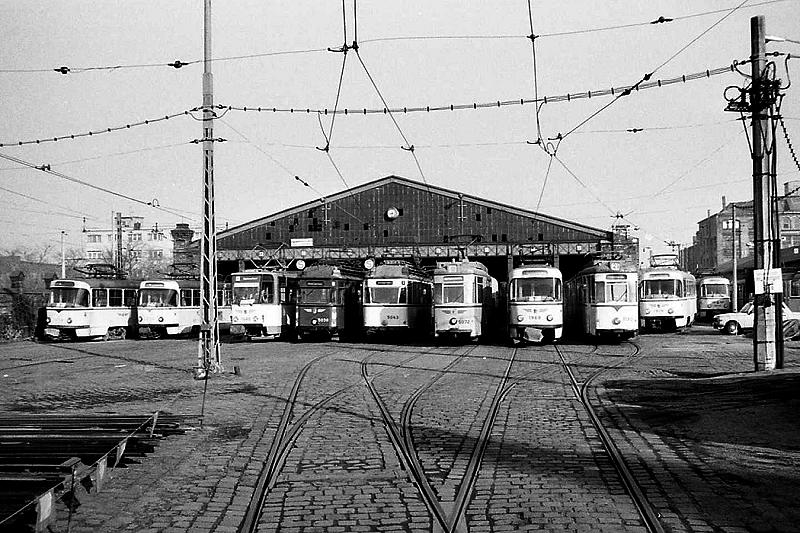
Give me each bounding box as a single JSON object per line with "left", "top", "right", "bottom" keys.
{"left": 171, "top": 223, "right": 195, "bottom": 265}
{"left": 722, "top": 195, "right": 727, "bottom": 210}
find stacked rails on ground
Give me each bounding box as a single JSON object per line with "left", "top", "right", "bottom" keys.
{"left": 0, "top": 413, "right": 191, "bottom": 532}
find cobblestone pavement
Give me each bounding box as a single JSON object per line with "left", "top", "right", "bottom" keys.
{"left": 0, "top": 327, "right": 798, "bottom": 532}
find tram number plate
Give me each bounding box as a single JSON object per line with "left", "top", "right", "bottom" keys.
{"left": 454, "top": 319, "right": 470, "bottom": 324}
{"left": 386, "top": 314, "right": 400, "bottom": 320}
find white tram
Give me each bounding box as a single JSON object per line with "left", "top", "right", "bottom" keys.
{"left": 44, "top": 278, "right": 139, "bottom": 340}
{"left": 696, "top": 276, "right": 732, "bottom": 320}
{"left": 432, "top": 260, "right": 499, "bottom": 342}
{"left": 137, "top": 279, "right": 231, "bottom": 337}
{"left": 564, "top": 262, "right": 638, "bottom": 340}
{"left": 639, "top": 255, "right": 697, "bottom": 331}
{"left": 363, "top": 260, "right": 433, "bottom": 336}
{"left": 507, "top": 265, "right": 563, "bottom": 343}
{"left": 229, "top": 270, "right": 296, "bottom": 339}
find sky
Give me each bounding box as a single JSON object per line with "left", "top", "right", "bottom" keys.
{"left": 1, "top": 0, "right": 799, "bottom": 259}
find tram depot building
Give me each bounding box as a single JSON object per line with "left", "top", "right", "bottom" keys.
{"left": 178, "top": 175, "right": 639, "bottom": 282}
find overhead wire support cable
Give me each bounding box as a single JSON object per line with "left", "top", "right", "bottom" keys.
{"left": 527, "top": 0, "right": 543, "bottom": 143}
{"left": 353, "top": 43, "right": 431, "bottom": 193}
{"left": 560, "top": 0, "right": 750, "bottom": 141}
{"left": 552, "top": 154, "right": 617, "bottom": 216}
{"left": 316, "top": 0, "right": 352, "bottom": 190}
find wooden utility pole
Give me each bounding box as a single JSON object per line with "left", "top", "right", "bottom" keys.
{"left": 750, "top": 15, "right": 782, "bottom": 370}
{"left": 196, "top": 0, "right": 222, "bottom": 379}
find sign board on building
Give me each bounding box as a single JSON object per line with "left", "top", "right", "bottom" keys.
{"left": 290, "top": 238, "right": 314, "bottom": 247}
{"left": 753, "top": 268, "right": 783, "bottom": 294}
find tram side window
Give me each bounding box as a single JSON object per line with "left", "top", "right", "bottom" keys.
{"left": 261, "top": 278, "right": 276, "bottom": 304}
{"left": 124, "top": 289, "right": 137, "bottom": 307}
{"left": 476, "top": 277, "right": 484, "bottom": 304}
{"left": 792, "top": 278, "right": 800, "bottom": 298}
{"left": 109, "top": 289, "right": 124, "bottom": 307}
{"left": 398, "top": 286, "right": 407, "bottom": 304}
{"left": 180, "top": 289, "right": 201, "bottom": 307}
{"left": 92, "top": 289, "right": 108, "bottom": 307}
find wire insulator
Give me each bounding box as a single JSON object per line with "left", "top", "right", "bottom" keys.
{"left": 54, "top": 66, "right": 70, "bottom": 74}
{"left": 650, "top": 16, "right": 674, "bottom": 24}
{"left": 168, "top": 61, "right": 187, "bottom": 69}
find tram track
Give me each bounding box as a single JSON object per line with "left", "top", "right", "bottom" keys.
{"left": 554, "top": 340, "right": 665, "bottom": 533}
{"left": 240, "top": 346, "right": 433, "bottom": 533}
{"left": 362, "top": 345, "right": 522, "bottom": 533}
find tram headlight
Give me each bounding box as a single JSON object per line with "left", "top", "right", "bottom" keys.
{"left": 138, "top": 315, "right": 143, "bottom": 322}
{"left": 311, "top": 318, "right": 318, "bottom": 325}
{"left": 644, "top": 309, "right": 651, "bottom": 315}
{"left": 158, "top": 316, "right": 164, "bottom": 322}
{"left": 66, "top": 317, "right": 72, "bottom": 324}
{"left": 46, "top": 317, "right": 51, "bottom": 324}
{"left": 612, "top": 317, "right": 621, "bottom": 325}
{"left": 668, "top": 308, "right": 674, "bottom": 314}
{"left": 449, "top": 317, "right": 458, "bottom": 325}
{"left": 516, "top": 314, "right": 524, "bottom": 322}
{"left": 546, "top": 314, "right": 554, "bottom": 322}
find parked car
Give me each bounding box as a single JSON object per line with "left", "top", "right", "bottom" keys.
{"left": 712, "top": 301, "right": 798, "bottom": 335}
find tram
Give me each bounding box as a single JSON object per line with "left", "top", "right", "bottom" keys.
{"left": 696, "top": 275, "right": 732, "bottom": 320}
{"left": 507, "top": 265, "right": 563, "bottom": 343}
{"left": 432, "top": 260, "right": 499, "bottom": 342}
{"left": 363, "top": 260, "right": 433, "bottom": 337}
{"left": 296, "top": 262, "right": 364, "bottom": 341}
{"left": 564, "top": 261, "right": 638, "bottom": 340}
{"left": 229, "top": 270, "right": 296, "bottom": 339}
{"left": 639, "top": 254, "right": 697, "bottom": 331}
{"left": 44, "top": 277, "right": 139, "bottom": 340}
{"left": 137, "top": 279, "right": 231, "bottom": 337}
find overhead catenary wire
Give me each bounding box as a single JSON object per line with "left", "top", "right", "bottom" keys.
{"left": 0, "top": 109, "right": 197, "bottom": 148}
{"left": 0, "top": 62, "right": 744, "bottom": 149}
{"left": 218, "top": 118, "right": 368, "bottom": 226}
{"left": 0, "top": 1, "right": 789, "bottom": 75}
{"left": 0, "top": 151, "right": 189, "bottom": 221}
{"left": 216, "top": 62, "right": 741, "bottom": 117}
{"left": 0, "top": 183, "right": 98, "bottom": 219}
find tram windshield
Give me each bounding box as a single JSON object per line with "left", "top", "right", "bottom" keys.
{"left": 510, "top": 278, "right": 561, "bottom": 302}
{"left": 299, "top": 287, "right": 331, "bottom": 304}
{"left": 139, "top": 288, "right": 178, "bottom": 307}
{"left": 594, "top": 281, "right": 634, "bottom": 303}
{"left": 366, "top": 286, "right": 407, "bottom": 304}
{"left": 233, "top": 284, "right": 275, "bottom": 304}
{"left": 701, "top": 283, "right": 729, "bottom": 297}
{"left": 641, "top": 279, "right": 682, "bottom": 299}
{"left": 50, "top": 288, "right": 89, "bottom": 308}
{"left": 434, "top": 283, "right": 465, "bottom": 304}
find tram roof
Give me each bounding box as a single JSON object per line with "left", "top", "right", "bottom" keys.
{"left": 50, "top": 278, "right": 140, "bottom": 289}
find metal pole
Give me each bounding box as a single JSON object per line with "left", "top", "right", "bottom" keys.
{"left": 751, "top": 15, "right": 778, "bottom": 371}
{"left": 732, "top": 204, "right": 738, "bottom": 311}
{"left": 196, "top": 0, "right": 221, "bottom": 379}
{"left": 60, "top": 231, "right": 66, "bottom": 278}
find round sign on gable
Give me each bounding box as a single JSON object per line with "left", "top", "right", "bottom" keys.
{"left": 385, "top": 207, "right": 400, "bottom": 220}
